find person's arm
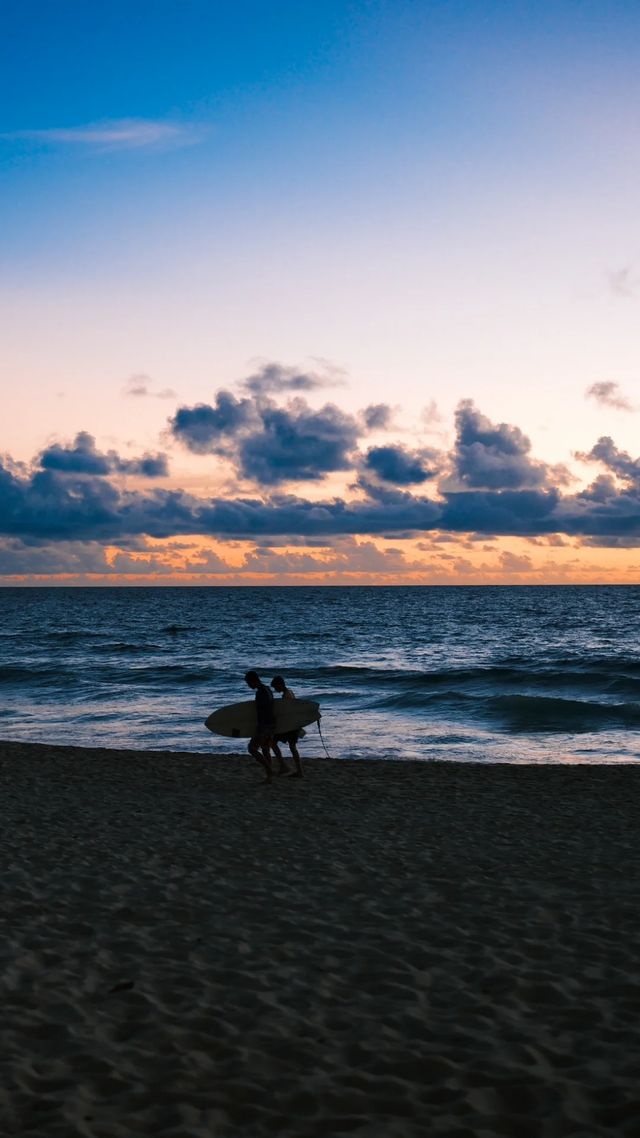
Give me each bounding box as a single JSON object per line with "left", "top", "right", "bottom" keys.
{"left": 255, "top": 685, "right": 275, "bottom": 728}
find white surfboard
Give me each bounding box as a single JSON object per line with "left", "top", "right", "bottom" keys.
{"left": 204, "top": 698, "right": 320, "bottom": 739}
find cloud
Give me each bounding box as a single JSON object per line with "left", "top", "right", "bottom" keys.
{"left": 169, "top": 362, "right": 358, "bottom": 484}
{"left": 125, "top": 375, "right": 149, "bottom": 397}
{"left": 2, "top": 445, "right": 639, "bottom": 546}
{"left": 0, "top": 539, "right": 113, "bottom": 576}
{"left": 577, "top": 436, "right": 640, "bottom": 489}
{"left": 0, "top": 537, "right": 232, "bottom": 578}
{"left": 241, "top": 362, "right": 336, "bottom": 396}
{"left": 124, "top": 374, "right": 177, "bottom": 399}
{"left": 238, "top": 400, "right": 359, "bottom": 484}
{"left": 126, "top": 453, "right": 169, "bottom": 478}
{"left": 3, "top": 399, "right": 639, "bottom": 551}
{"left": 497, "top": 550, "right": 534, "bottom": 573}
{"left": 439, "top": 489, "right": 560, "bottom": 536}
{"left": 363, "top": 445, "right": 438, "bottom": 485}
{"left": 38, "top": 432, "right": 168, "bottom": 478}
{"left": 3, "top": 119, "right": 204, "bottom": 151}
{"left": 608, "top": 267, "right": 638, "bottom": 298}
{"left": 0, "top": 457, "right": 442, "bottom": 543}
{"left": 448, "top": 400, "right": 550, "bottom": 490}
{"left": 242, "top": 538, "right": 411, "bottom": 576}
{"left": 169, "top": 393, "right": 256, "bottom": 455}
{"left": 361, "top": 403, "right": 394, "bottom": 431}
{"left": 39, "top": 432, "right": 111, "bottom": 475}
{"left": 170, "top": 386, "right": 359, "bottom": 484}
{"left": 585, "top": 381, "right": 635, "bottom": 411}
{"left": 579, "top": 535, "right": 640, "bottom": 549}
{"left": 422, "top": 400, "right": 444, "bottom": 427}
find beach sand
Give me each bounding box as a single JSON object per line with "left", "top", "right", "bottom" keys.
{"left": 1, "top": 741, "right": 639, "bottom": 1137}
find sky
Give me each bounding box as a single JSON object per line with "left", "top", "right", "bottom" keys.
{"left": 1, "top": 0, "right": 639, "bottom": 584}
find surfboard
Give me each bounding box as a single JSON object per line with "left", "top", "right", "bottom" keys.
{"left": 204, "top": 698, "right": 320, "bottom": 739}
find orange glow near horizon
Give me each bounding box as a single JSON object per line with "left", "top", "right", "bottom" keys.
{"left": 2, "top": 535, "right": 638, "bottom": 586}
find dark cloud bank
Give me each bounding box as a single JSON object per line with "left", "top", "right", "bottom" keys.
{"left": 1, "top": 389, "right": 639, "bottom": 566}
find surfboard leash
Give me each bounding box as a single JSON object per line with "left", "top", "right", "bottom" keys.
{"left": 316, "top": 716, "right": 334, "bottom": 760}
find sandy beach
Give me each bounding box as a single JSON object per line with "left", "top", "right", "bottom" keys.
{"left": 1, "top": 742, "right": 639, "bottom": 1137}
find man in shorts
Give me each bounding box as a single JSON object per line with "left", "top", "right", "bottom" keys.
{"left": 270, "top": 674, "right": 303, "bottom": 778}
{"left": 245, "top": 670, "right": 276, "bottom": 783}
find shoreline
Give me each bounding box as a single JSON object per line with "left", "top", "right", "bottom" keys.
{"left": 2, "top": 741, "right": 639, "bottom": 1136}
{"left": 2, "top": 738, "right": 638, "bottom": 766}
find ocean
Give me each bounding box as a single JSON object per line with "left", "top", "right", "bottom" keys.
{"left": 1, "top": 585, "right": 639, "bottom": 763}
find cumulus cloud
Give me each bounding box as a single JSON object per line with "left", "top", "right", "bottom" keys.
{"left": 439, "top": 489, "right": 560, "bottom": 536}
{"left": 169, "top": 393, "right": 256, "bottom": 454}
{"left": 361, "top": 404, "right": 394, "bottom": 431}
{"left": 170, "top": 388, "right": 359, "bottom": 484}
{"left": 0, "top": 456, "right": 442, "bottom": 543}
{"left": 363, "top": 445, "right": 438, "bottom": 485}
{"left": 4, "top": 119, "right": 204, "bottom": 151}
{"left": 585, "top": 381, "right": 635, "bottom": 411}
{"left": 2, "top": 394, "right": 639, "bottom": 553}
{"left": 577, "top": 436, "right": 640, "bottom": 489}
{"left": 448, "top": 400, "right": 550, "bottom": 490}
{"left": 238, "top": 400, "right": 359, "bottom": 484}
{"left": 169, "top": 363, "right": 370, "bottom": 484}
{"left": 2, "top": 444, "right": 639, "bottom": 546}
{"left": 38, "top": 432, "right": 168, "bottom": 478}
{"left": 125, "top": 454, "right": 169, "bottom": 478}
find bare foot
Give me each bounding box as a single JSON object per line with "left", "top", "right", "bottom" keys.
{"left": 254, "top": 755, "right": 272, "bottom": 781}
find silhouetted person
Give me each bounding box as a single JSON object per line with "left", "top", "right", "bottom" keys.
{"left": 271, "top": 675, "right": 303, "bottom": 778}
{"left": 245, "top": 670, "right": 276, "bottom": 783}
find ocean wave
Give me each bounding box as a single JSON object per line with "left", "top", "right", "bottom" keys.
{"left": 45, "top": 630, "right": 108, "bottom": 642}
{"left": 549, "top": 656, "right": 640, "bottom": 675}
{"left": 111, "top": 664, "right": 214, "bottom": 686}
{"left": 368, "top": 687, "right": 640, "bottom": 733}
{"left": 2, "top": 585, "right": 638, "bottom": 759}
{"left": 93, "top": 642, "right": 161, "bottom": 654}
{"left": 300, "top": 658, "right": 640, "bottom": 684}
{"left": 323, "top": 666, "right": 640, "bottom": 707}
{"left": 372, "top": 690, "right": 478, "bottom": 711}
{"left": 485, "top": 694, "right": 640, "bottom": 733}
{"left": 0, "top": 664, "right": 74, "bottom": 684}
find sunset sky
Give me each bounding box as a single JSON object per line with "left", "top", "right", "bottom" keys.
{"left": 1, "top": 0, "right": 639, "bottom": 584}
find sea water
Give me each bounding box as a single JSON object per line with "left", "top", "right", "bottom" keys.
{"left": 1, "top": 586, "right": 639, "bottom": 763}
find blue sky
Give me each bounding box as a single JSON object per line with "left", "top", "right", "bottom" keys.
{"left": 4, "top": 1, "right": 640, "bottom": 273}
{"left": 1, "top": 1, "right": 639, "bottom": 582}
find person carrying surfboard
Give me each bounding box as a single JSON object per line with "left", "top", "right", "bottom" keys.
{"left": 270, "top": 675, "right": 303, "bottom": 778}
{"left": 244, "top": 670, "right": 276, "bottom": 783}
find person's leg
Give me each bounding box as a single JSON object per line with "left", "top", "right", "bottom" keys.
{"left": 288, "top": 739, "right": 303, "bottom": 777}
{"left": 286, "top": 737, "right": 300, "bottom": 773}
{"left": 272, "top": 735, "right": 289, "bottom": 774}
{"left": 249, "top": 736, "right": 273, "bottom": 782}
{"left": 260, "top": 733, "right": 275, "bottom": 780}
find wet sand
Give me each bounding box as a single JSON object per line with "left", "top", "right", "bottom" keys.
{"left": 1, "top": 740, "right": 639, "bottom": 1137}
